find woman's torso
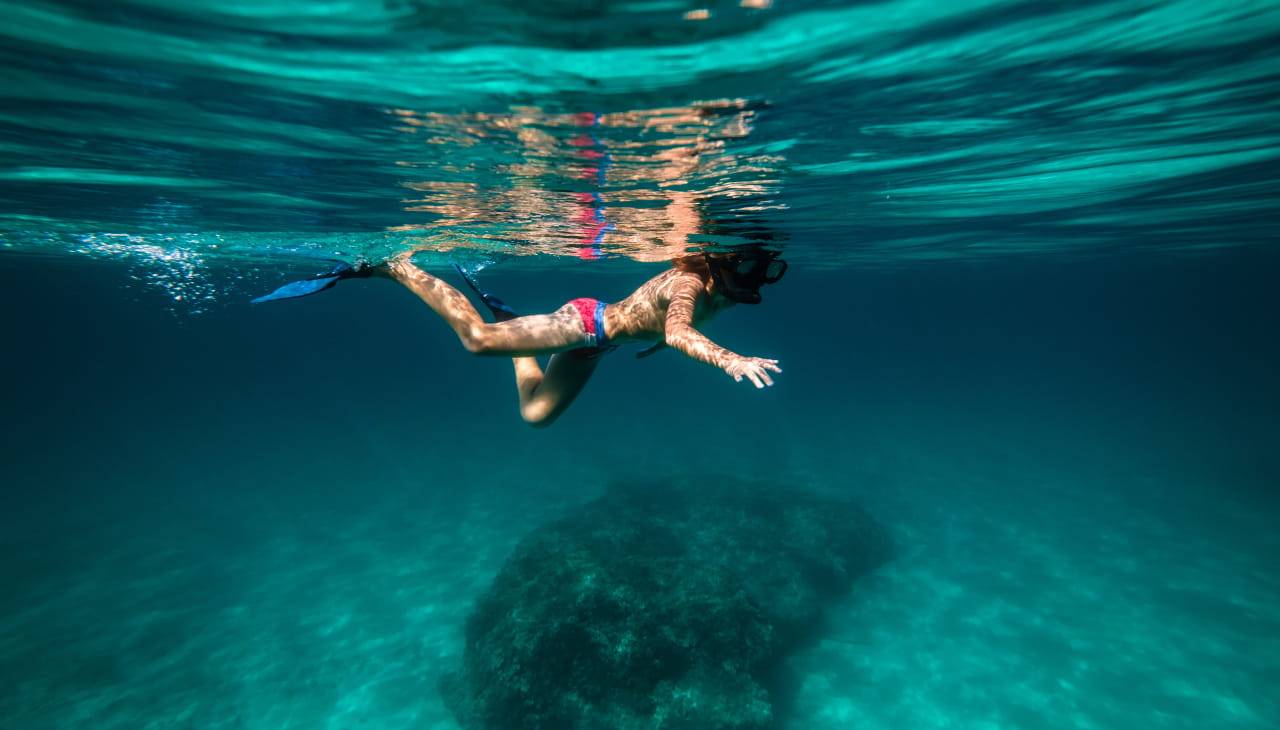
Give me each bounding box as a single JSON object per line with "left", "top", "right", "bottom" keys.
{"left": 601, "top": 268, "right": 727, "bottom": 344}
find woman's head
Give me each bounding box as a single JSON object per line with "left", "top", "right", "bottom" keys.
{"left": 695, "top": 246, "right": 787, "bottom": 304}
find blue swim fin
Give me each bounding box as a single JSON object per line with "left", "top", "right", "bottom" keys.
{"left": 453, "top": 263, "right": 519, "bottom": 322}
{"left": 252, "top": 261, "right": 371, "bottom": 304}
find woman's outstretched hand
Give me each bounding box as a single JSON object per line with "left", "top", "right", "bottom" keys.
{"left": 724, "top": 356, "right": 782, "bottom": 388}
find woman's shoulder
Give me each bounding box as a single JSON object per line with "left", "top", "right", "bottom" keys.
{"left": 614, "top": 267, "right": 710, "bottom": 314}
{"left": 658, "top": 267, "right": 710, "bottom": 293}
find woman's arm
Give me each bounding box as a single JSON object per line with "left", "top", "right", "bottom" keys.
{"left": 663, "top": 273, "right": 781, "bottom": 388}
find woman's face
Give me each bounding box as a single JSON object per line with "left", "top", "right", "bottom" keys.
{"left": 715, "top": 266, "right": 765, "bottom": 304}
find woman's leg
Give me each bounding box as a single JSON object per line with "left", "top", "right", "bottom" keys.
{"left": 386, "top": 256, "right": 603, "bottom": 425}
{"left": 512, "top": 352, "right": 603, "bottom": 427}
{"left": 386, "top": 258, "right": 587, "bottom": 356}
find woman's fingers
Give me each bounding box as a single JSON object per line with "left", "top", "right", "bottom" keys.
{"left": 728, "top": 358, "right": 782, "bottom": 388}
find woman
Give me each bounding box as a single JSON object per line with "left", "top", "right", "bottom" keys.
{"left": 255, "top": 248, "right": 786, "bottom": 427}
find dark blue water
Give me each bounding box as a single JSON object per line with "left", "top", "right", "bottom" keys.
{"left": 2, "top": 2, "right": 1279, "bottom": 729}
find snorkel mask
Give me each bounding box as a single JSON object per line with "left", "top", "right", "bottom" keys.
{"left": 704, "top": 248, "right": 787, "bottom": 304}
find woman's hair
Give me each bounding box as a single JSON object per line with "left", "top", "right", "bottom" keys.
{"left": 672, "top": 253, "right": 712, "bottom": 277}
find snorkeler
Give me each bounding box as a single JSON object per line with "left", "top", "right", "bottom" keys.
{"left": 254, "top": 248, "right": 785, "bottom": 427}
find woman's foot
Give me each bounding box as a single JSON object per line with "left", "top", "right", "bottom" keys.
{"left": 382, "top": 250, "right": 422, "bottom": 280}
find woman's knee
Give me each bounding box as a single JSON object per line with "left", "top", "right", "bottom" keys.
{"left": 520, "top": 400, "right": 559, "bottom": 428}
{"left": 460, "top": 324, "right": 495, "bottom": 354}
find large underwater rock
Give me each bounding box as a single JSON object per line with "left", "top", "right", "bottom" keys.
{"left": 439, "top": 477, "right": 893, "bottom": 730}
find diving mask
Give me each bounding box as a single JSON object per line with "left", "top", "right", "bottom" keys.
{"left": 705, "top": 250, "right": 787, "bottom": 304}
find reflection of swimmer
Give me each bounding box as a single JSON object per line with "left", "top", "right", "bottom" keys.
{"left": 574, "top": 192, "right": 613, "bottom": 260}
{"left": 386, "top": 100, "right": 773, "bottom": 262}
{"left": 570, "top": 113, "right": 612, "bottom": 260}
{"left": 253, "top": 247, "right": 786, "bottom": 427}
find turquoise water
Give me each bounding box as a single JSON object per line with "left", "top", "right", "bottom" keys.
{"left": 2, "top": 1, "right": 1279, "bottom": 729}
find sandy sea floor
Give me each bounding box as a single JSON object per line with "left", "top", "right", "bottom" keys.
{"left": 3, "top": 417, "right": 1277, "bottom": 730}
